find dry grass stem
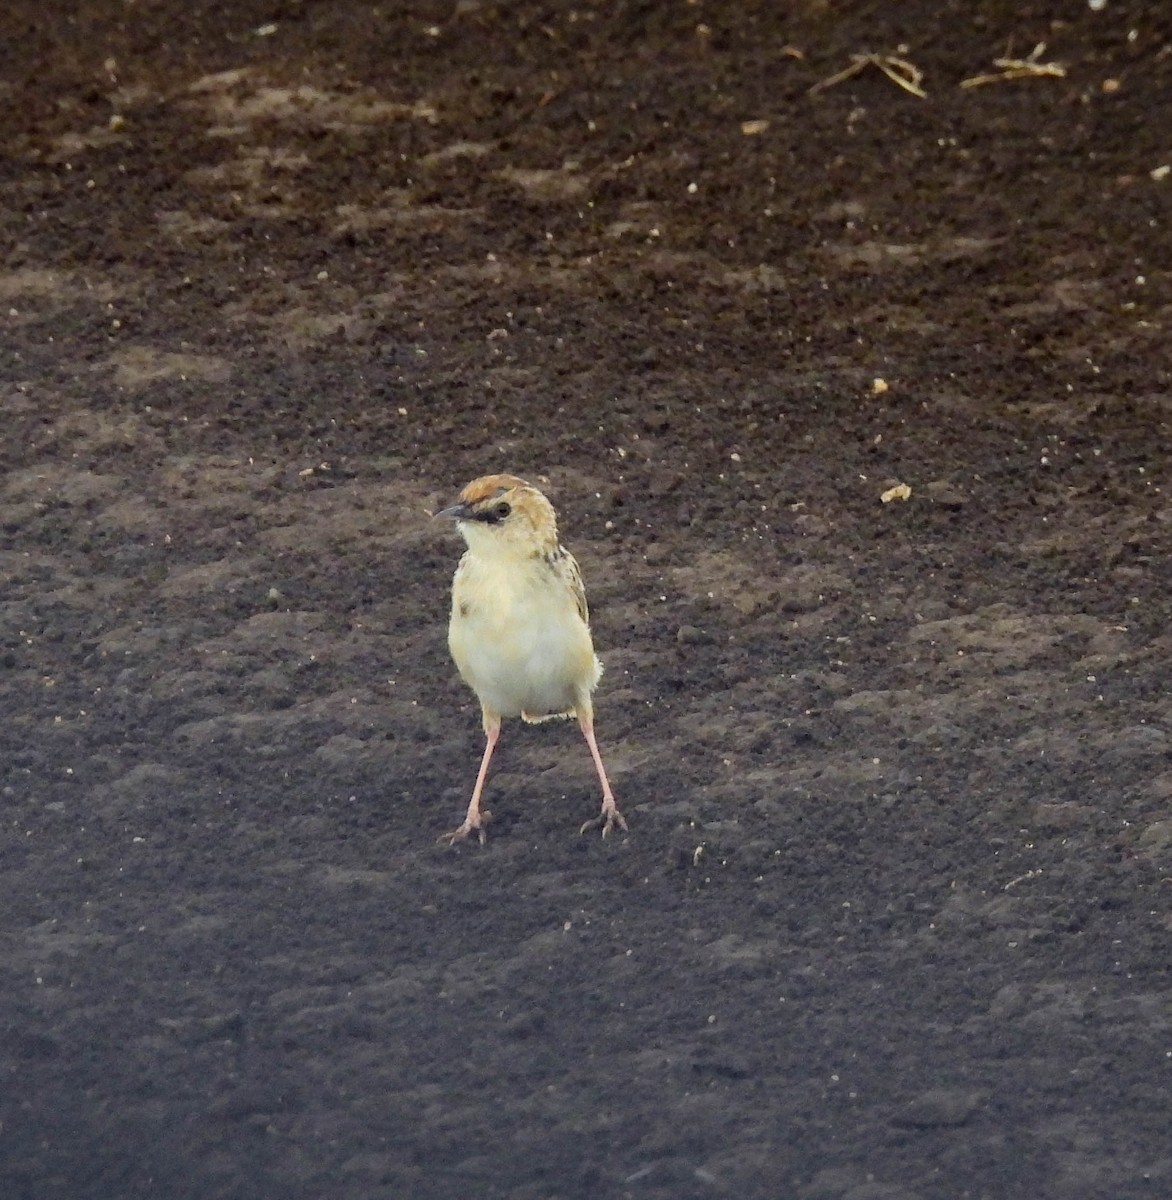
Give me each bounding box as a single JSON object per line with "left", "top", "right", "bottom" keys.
{"left": 810, "top": 53, "right": 927, "bottom": 99}
{"left": 960, "top": 42, "right": 1066, "bottom": 88}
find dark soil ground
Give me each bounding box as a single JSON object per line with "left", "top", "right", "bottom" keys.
{"left": 2, "top": 2, "right": 1171, "bottom": 1197}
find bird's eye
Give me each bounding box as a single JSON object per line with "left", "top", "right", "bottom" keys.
{"left": 494, "top": 501, "right": 511, "bottom": 519}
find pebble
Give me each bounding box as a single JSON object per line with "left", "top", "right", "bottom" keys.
{"left": 676, "top": 624, "right": 712, "bottom": 645}
{"left": 1138, "top": 819, "right": 1172, "bottom": 852}
{"left": 924, "top": 480, "right": 967, "bottom": 508}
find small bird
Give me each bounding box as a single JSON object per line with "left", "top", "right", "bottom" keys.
{"left": 434, "top": 473, "right": 628, "bottom": 844}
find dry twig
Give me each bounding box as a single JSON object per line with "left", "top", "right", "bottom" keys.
{"left": 809, "top": 52, "right": 928, "bottom": 99}
{"left": 960, "top": 42, "right": 1066, "bottom": 88}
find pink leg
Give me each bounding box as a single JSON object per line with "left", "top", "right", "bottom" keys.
{"left": 439, "top": 715, "right": 500, "bottom": 845}
{"left": 578, "top": 715, "right": 628, "bottom": 837}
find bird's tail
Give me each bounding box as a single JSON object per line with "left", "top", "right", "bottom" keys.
{"left": 521, "top": 708, "right": 576, "bottom": 724}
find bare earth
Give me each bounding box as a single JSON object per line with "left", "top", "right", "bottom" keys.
{"left": 2, "top": 2, "right": 1171, "bottom": 1198}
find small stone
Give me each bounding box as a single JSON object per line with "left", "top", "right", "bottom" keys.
{"left": 1137, "top": 819, "right": 1172, "bottom": 852}
{"left": 987, "top": 983, "right": 1028, "bottom": 1021}
{"left": 676, "top": 624, "right": 712, "bottom": 645}
{"left": 1030, "top": 801, "right": 1094, "bottom": 832}
{"left": 502, "top": 1010, "right": 545, "bottom": 1039}
{"left": 892, "top": 1088, "right": 982, "bottom": 1128}
{"left": 924, "top": 480, "right": 967, "bottom": 508}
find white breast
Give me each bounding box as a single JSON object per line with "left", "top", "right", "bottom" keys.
{"left": 449, "top": 552, "right": 601, "bottom": 720}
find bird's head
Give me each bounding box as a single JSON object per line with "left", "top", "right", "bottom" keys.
{"left": 435, "top": 474, "right": 560, "bottom": 558}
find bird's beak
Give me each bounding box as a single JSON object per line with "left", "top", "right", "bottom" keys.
{"left": 434, "top": 501, "right": 473, "bottom": 521}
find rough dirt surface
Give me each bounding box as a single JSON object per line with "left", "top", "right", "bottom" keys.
{"left": 2, "top": 2, "right": 1171, "bottom": 1197}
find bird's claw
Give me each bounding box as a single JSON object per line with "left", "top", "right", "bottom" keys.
{"left": 579, "top": 805, "right": 628, "bottom": 838}
{"left": 438, "top": 810, "right": 492, "bottom": 846}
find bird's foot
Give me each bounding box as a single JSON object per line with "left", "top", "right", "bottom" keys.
{"left": 579, "top": 802, "right": 628, "bottom": 838}
{"left": 438, "top": 809, "right": 492, "bottom": 846}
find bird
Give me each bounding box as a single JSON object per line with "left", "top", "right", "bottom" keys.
{"left": 434, "top": 473, "right": 628, "bottom": 844}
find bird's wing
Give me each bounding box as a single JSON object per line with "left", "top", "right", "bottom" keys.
{"left": 562, "top": 547, "right": 590, "bottom": 625}
{"left": 450, "top": 551, "right": 473, "bottom": 603}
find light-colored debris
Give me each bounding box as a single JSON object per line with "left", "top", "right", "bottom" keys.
{"left": 960, "top": 43, "right": 1066, "bottom": 88}
{"left": 810, "top": 52, "right": 927, "bottom": 99}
